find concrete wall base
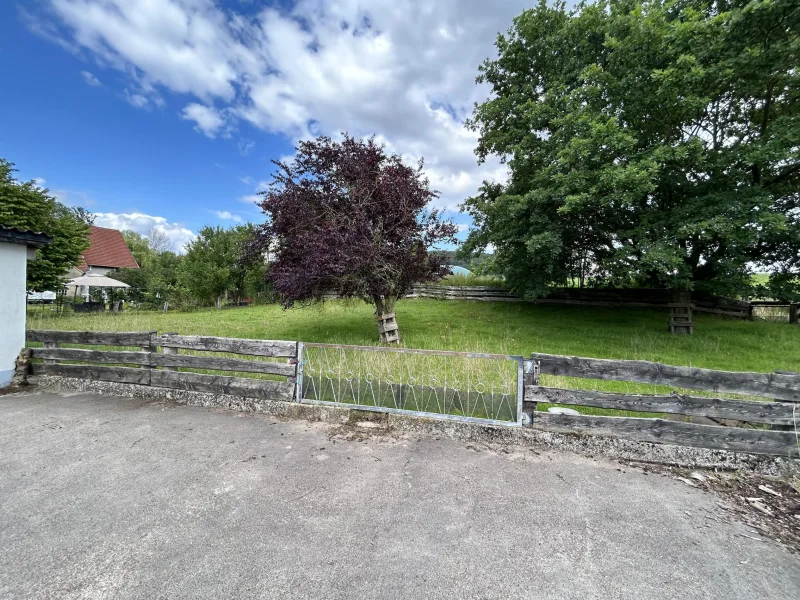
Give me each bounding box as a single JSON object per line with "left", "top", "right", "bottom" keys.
{"left": 33, "top": 375, "right": 800, "bottom": 476}
{"left": 0, "top": 369, "right": 13, "bottom": 389}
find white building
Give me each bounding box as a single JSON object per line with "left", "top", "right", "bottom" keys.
{"left": 0, "top": 226, "right": 52, "bottom": 388}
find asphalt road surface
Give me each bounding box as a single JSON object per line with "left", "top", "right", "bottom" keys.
{"left": 1, "top": 391, "right": 798, "bottom": 599}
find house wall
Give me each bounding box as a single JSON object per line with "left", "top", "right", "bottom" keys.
{"left": 0, "top": 243, "right": 28, "bottom": 387}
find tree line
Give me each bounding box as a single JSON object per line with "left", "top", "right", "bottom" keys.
{"left": 114, "top": 225, "right": 271, "bottom": 310}
{"left": 0, "top": 160, "right": 270, "bottom": 309}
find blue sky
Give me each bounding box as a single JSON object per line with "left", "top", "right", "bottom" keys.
{"left": 0, "top": 1, "right": 530, "bottom": 251}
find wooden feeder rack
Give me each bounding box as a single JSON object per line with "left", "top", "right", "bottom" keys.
{"left": 668, "top": 302, "right": 695, "bottom": 335}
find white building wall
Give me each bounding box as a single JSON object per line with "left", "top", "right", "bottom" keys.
{"left": 0, "top": 243, "right": 28, "bottom": 387}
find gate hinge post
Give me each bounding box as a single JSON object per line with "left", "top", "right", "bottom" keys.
{"left": 521, "top": 359, "right": 540, "bottom": 426}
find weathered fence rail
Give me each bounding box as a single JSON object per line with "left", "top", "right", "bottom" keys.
{"left": 524, "top": 353, "right": 800, "bottom": 457}
{"left": 529, "top": 352, "right": 800, "bottom": 402}
{"left": 525, "top": 386, "right": 796, "bottom": 425}
{"left": 531, "top": 412, "right": 796, "bottom": 456}
{"left": 26, "top": 330, "right": 298, "bottom": 400}
{"left": 23, "top": 330, "right": 800, "bottom": 458}
{"left": 408, "top": 285, "right": 518, "bottom": 301}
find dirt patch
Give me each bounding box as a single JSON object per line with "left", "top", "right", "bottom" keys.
{"left": 636, "top": 463, "right": 800, "bottom": 553}
{"left": 328, "top": 419, "right": 394, "bottom": 443}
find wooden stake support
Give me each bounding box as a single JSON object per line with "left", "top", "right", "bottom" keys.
{"left": 376, "top": 313, "right": 400, "bottom": 344}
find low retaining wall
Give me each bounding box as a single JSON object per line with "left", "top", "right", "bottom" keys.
{"left": 33, "top": 375, "right": 800, "bottom": 476}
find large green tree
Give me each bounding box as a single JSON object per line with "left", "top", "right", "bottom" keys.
{"left": 0, "top": 159, "right": 91, "bottom": 291}
{"left": 464, "top": 0, "right": 800, "bottom": 299}
{"left": 115, "top": 231, "right": 184, "bottom": 308}
{"left": 179, "top": 224, "right": 261, "bottom": 307}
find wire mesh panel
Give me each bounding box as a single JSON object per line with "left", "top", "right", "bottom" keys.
{"left": 300, "top": 344, "right": 522, "bottom": 425}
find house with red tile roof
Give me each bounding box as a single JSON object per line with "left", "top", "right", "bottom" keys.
{"left": 71, "top": 226, "right": 139, "bottom": 276}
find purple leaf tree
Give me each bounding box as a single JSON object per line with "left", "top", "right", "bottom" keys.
{"left": 249, "top": 134, "right": 457, "bottom": 343}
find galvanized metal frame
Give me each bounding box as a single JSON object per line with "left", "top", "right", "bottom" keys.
{"left": 303, "top": 342, "right": 523, "bottom": 361}
{"left": 300, "top": 342, "right": 524, "bottom": 426}
{"left": 295, "top": 341, "right": 305, "bottom": 402}
{"left": 300, "top": 398, "right": 522, "bottom": 428}
{"left": 516, "top": 357, "right": 524, "bottom": 426}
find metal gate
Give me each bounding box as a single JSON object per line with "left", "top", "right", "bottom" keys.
{"left": 297, "top": 343, "right": 524, "bottom": 426}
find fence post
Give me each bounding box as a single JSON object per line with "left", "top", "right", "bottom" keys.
{"left": 139, "top": 331, "right": 157, "bottom": 385}
{"left": 158, "top": 332, "right": 179, "bottom": 372}
{"left": 43, "top": 341, "right": 60, "bottom": 365}
{"left": 521, "top": 359, "right": 539, "bottom": 426}
{"left": 294, "top": 342, "right": 304, "bottom": 402}
{"left": 790, "top": 303, "right": 799, "bottom": 325}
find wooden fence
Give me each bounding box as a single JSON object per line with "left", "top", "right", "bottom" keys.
{"left": 22, "top": 330, "right": 800, "bottom": 457}
{"left": 409, "top": 285, "right": 518, "bottom": 301}
{"left": 751, "top": 301, "right": 800, "bottom": 324}
{"left": 25, "top": 330, "right": 297, "bottom": 402}
{"left": 409, "top": 286, "right": 759, "bottom": 319}
{"left": 523, "top": 353, "right": 800, "bottom": 456}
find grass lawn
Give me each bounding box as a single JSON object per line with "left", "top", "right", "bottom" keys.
{"left": 26, "top": 299, "right": 800, "bottom": 418}
{"left": 27, "top": 299, "right": 799, "bottom": 371}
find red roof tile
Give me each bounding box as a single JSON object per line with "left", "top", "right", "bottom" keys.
{"left": 77, "top": 226, "right": 139, "bottom": 271}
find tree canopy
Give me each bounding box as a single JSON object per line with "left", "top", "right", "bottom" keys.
{"left": 179, "top": 224, "right": 261, "bottom": 307}
{"left": 463, "top": 0, "right": 800, "bottom": 300}
{"left": 0, "top": 159, "right": 91, "bottom": 291}
{"left": 115, "top": 230, "right": 184, "bottom": 308}
{"left": 250, "top": 134, "right": 456, "bottom": 340}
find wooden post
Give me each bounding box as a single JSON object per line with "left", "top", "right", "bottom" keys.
{"left": 790, "top": 303, "right": 799, "bottom": 325}
{"left": 668, "top": 291, "right": 694, "bottom": 335}
{"left": 43, "top": 341, "right": 60, "bottom": 365}
{"left": 139, "top": 332, "right": 157, "bottom": 384}
{"left": 376, "top": 313, "right": 400, "bottom": 344}
{"left": 160, "top": 332, "right": 179, "bottom": 372}
{"left": 161, "top": 346, "right": 179, "bottom": 371}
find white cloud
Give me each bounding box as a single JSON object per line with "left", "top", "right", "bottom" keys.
{"left": 240, "top": 176, "right": 252, "bottom": 185}
{"left": 92, "top": 212, "right": 196, "bottom": 253}
{"left": 181, "top": 103, "right": 226, "bottom": 138}
{"left": 123, "top": 88, "right": 151, "bottom": 109}
{"left": 33, "top": 177, "right": 47, "bottom": 188}
{"left": 214, "top": 210, "right": 243, "bottom": 222}
{"left": 38, "top": 0, "right": 523, "bottom": 212}
{"left": 237, "top": 139, "right": 255, "bottom": 156}
{"left": 80, "top": 70, "right": 101, "bottom": 86}
{"left": 239, "top": 194, "right": 262, "bottom": 205}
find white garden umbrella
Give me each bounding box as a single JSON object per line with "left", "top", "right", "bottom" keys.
{"left": 67, "top": 273, "right": 130, "bottom": 288}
